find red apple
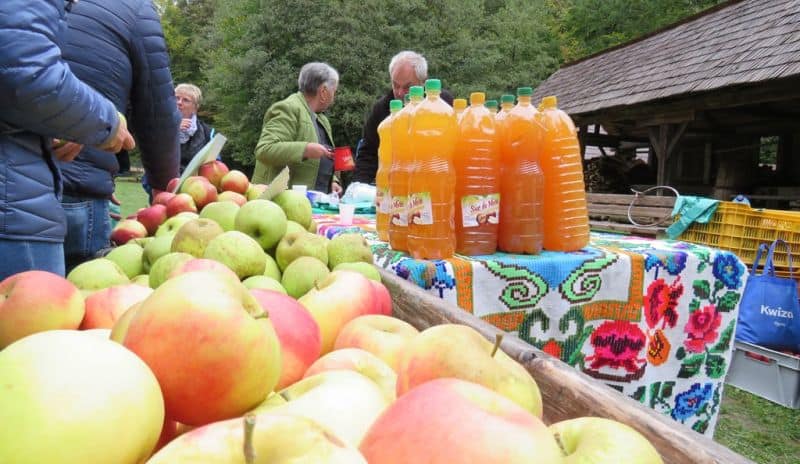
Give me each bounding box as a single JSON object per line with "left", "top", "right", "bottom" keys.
{"left": 304, "top": 347, "right": 397, "bottom": 402}
{"left": 219, "top": 169, "right": 250, "bottom": 194}
{"left": 198, "top": 160, "right": 229, "bottom": 189}
{"left": 298, "top": 270, "right": 380, "bottom": 354}
{"left": 137, "top": 204, "right": 168, "bottom": 236}
{"left": 166, "top": 177, "right": 181, "bottom": 193}
{"left": 217, "top": 190, "right": 248, "bottom": 207}
{"left": 121, "top": 271, "right": 281, "bottom": 426}
{"left": 334, "top": 315, "right": 418, "bottom": 370}
{"left": 80, "top": 284, "right": 153, "bottom": 330}
{"left": 0, "top": 271, "right": 85, "bottom": 348}
{"left": 370, "top": 280, "right": 392, "bottom": 316}
{"left": 359, "top": 378, "right": 563, "bottom": 463}
{"left": 165, "top": 193, "right": 198, "bottom": 217}
{"left": 111, "top": 219, "right": 148, "bottom": 245}
{"left": 179, "top": 176, "right": 218, "bottom": 210}
{"left": 251, "top": 289, "right": 322, "bottom": 390}
{"left": 153, "top": 191, "right": 176, "bottom": 206}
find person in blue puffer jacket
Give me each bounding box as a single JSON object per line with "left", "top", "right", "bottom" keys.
{"left": 0, "top": 0, "right": 136, "bottom": 281}
{"left": 58, "top": 0, "right": 181, "bottom": 270}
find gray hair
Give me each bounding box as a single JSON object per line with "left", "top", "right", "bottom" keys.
{"left": 389, "top": 51, "right": 427, "bottom": 81}
{"left": 297, "top": 62, "right": 339, "bottom": 96}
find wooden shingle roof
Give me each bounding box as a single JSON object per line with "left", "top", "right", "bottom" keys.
{"left": 532, "top": 0, "right": 800, "bottom": 115}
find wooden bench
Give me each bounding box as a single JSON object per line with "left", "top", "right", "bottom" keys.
{"left": 587, "top": 192, "right": 676, "bottom": 237}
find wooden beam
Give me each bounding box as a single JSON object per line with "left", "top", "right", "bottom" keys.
{"left": 648, "top": 123, "right": 687, "bottom": 190}
{"left": 636, "top": 110, "right": 695, "bottom": 128}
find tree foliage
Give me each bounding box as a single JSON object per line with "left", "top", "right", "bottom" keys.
{"left": 159, "top": 0, "right": 722, "bottom": 170}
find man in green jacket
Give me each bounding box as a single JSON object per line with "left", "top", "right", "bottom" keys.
{"left": 252, "top": 62, "right": 341, "bottom": 193}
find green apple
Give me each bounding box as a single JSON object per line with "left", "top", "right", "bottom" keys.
{"left": 235, "top": 199, "right": 287, "bottom": 251}
{"left": 0, "top": 331, "right": 164, "bottom": 464}
{"left": 156, "top": 215, "right": 193, "bottom": 237}
{"left": 327, "top": 233, "right": 373, "bottom": 269}
{"left": 242, "top": 275, "right": 287, "bottom": 294}
{"left": 203, "top": 231, "right": 268, "bottom": 280}
{"left": 199, "top": 201, "right": 240, "bottom": 231}
{"left": 273, "top": 190, "right": 313, "bottom": 229}
{"left": 263, "top": 253, "right": 281, "bottom": 281}
{"left": 263, "top": 370, "right": 389, "bottom": 447}
{"left": 549, "top": 417, "right": 663, "bottom": 463}
{"left": 67, "top": 258, "right": 130, "bottom": 291}
{"left": 143, "top": 233, "right": 175, "bottom": 273}
{"left": 105, "top": 243, "right": 145, "bottom": 279}
{"left": 285, "top": 220, "right": 307, "bottom": 236}
{"left": 171, "top": 218, "right": 224, "bottom": 257}
{"left": 148, "top": 252, "right": 194, "bottom": 289}
{"left": 333, "top": 262, "right": 380, "bottom": 282}
{"left": 396, "top": 323, "right": 544, "bottom": 418}
{"left": 131, "top": 274, "right": 150, "bottom": 287}
{"left": 148, "top": 413, "right": 367, "bottom": 463}
{"left": 281, "top": 256, "right": 330, "bottom": 298}
{"left": 307, "top": 219, "right": 318, "bottom": 233}
{"left": 276, "top": 231, "right": 328, "bottom": 271}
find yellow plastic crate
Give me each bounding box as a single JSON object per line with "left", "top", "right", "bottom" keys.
{"left": 680, "top": 202, "right": 800, "bottom": 269}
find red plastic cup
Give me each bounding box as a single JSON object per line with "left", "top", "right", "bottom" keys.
{"left": 333, "top": 146, "right": 355, "bottom": 171}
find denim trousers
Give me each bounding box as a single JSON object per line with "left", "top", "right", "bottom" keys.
{"left": 0, "top": 239, "right": 66, "bottom": 281}
{"left": 62, "top": 194, "right": 111, "bottom": 272}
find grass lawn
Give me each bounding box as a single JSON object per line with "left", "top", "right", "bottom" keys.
{"left": 113, "top": 174, "right": 799, "bottom": 463}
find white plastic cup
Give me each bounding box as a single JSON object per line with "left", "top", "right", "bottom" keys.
{"left": 339, "top": 203, "right": 356, "bottom": 225}
{"left": 292, "top": 184, "right": 308, "bottom": 195}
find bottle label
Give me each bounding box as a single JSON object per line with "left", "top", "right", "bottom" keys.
{"left": 390, "top": 195, "right": 408, "bottom": 226}
{"left": 461, "top": 193, "right": 500, "bottom": 227}
{"left": 409, "top": 192, "right": 433, "bottom": 225}
{"left": 376, "top": 187, "right": 388, "bottom": 213}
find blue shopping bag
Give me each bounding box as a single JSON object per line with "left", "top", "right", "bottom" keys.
{"left": 735, "top": 239, "right": 800, "bottom": 351}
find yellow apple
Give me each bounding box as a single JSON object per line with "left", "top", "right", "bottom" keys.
{"left": 0, "top": 330, "right": 164, "bottom": 464}
{"left": 550, "top": 417, "right": 663, "bottom": 463}
{"left": 304, "top": 347, "right": 397, "bottom": 402}
{"left": 334, "top": 314, "right": 418, "bottom": 370}
{"left": 396, "top": 323, "right": 544, "bottom": 417}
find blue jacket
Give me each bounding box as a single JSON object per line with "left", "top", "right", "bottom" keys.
{"left": 0, "top": 0, "right": 121, "bottom": 242}
{"left": 59, "top": 0, "right": 181, "bottom": 197}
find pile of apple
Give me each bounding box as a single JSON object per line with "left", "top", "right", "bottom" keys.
{"left": 0, "top": 162, "right": 665, "bottom": 463}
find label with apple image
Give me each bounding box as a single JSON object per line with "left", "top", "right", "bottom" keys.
{"left": 408, "top": 192, "right": 433, "bottom": 225}
{"left": 376, "top": 187, "right": 391, "bottom": 214}
{"left": 461, "top": 193, "right": 500, "bottom": 227}
{"left": 390, "top": 195, "right": 408, "bottom": 226}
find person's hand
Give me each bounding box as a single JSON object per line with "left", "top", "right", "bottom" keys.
{"left": 98, "top": 113, "right": 135, "bottom": 153}
{"left": 180, "top": 118, "right": 192, "bottom": 131}
{"left": 51, "top": 139, "right": 83, "bottom": 162}
{"left": 331, "top": 181, "right": 342, "bottom": 195}
{"left": 109, "top": 194, "right": 122, "bottom": 222}
{"left": 303, "top": 143, "right": 333, "bottom": 160}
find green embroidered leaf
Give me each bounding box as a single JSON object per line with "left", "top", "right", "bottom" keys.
{"left": 662, "top": 381, "right": 675, "bottom": 399}
{"left": 649, "top": 383, "right": 660, "bottom": 408}
{"left": 717, "top": 291, "right": 740, "bottom": 312}
{"left": 693, "top": 279, "right": 711, "bottom": 299}
{"left": 689, "top": 299, "right": 701, "bottom": 313}
{"left": 705, "top": 354, "right": 727, "bottom": 379}
{"left": 711, "top": 320, "right": 736, "bottom": 354}
{"left": 678, "top": 354, "right": 704, "bottom": 378}
{"left": 692, "top": 418, "right": 710, "bottom": 434}
{"left": 714, "top": 280, "right": 724, "bottom": 291}
{"left": 698, "top": 262, "right": 707, "bottom": 272}
{"left": 676, "top": 346, "right": 686, "bottom": 360}
{"left": 632, "top": 386, "right": 647, "bottom": 403}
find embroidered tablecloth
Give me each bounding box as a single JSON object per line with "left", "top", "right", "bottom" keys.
{"left": 314, "top": 213, "right": 747, "bottom": 436}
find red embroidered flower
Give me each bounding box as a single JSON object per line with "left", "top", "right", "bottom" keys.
{"left": 586, "top": 321, "right": 647, "bottom": 373}
{"left": 542, "top": 339, "right": 562, "bottom": 359}
{"left": 684, "top": 305, "right": 722, "bottom": 353}
{"left": 647, "top": 329, "right": 671, "bottom": 366}
{"left": 644, "top": 278, "right": 682, "bottom": 329}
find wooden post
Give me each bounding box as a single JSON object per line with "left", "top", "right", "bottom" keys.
{"left": 648, "top": 123, "right": 688, "bottom": 192}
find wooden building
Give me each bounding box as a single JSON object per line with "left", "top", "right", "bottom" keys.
{"left": 532, "top": 0, "right": 800, "bottom": 205}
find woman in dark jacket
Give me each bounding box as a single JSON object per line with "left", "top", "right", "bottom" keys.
{"left": 176, "top": 83, "right": 214, "bottom": 171}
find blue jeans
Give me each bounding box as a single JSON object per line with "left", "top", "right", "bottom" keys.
{"left": 0, "top": 239, "right": 65, "bottom": 281}
{"left": 62, "top": 195, "right": 111, "bottom": 272}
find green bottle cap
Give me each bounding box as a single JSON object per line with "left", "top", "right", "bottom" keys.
{"left": 485, "top": 100, "right": 498, "bottom": 109}
{"left": 501, "top": 94, "right": 515, "bottom": 104}
{"left": 409, "top": 86, "right": 424, "bottom": 98}
{"left": 404, "top": 94, "right": 411, "bottom": 104}
{"left": 389, "top": 99, "right": 403, "bottom": 112}
{"left": 517, "top": 87, "right": 533, "bottom": 96}
{"left": 424, "top": 79, "right": 442, "bottom": 92}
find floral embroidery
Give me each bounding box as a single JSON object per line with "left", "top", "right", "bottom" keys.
{"left": 644, "top": 278, "right": 683, "bottom": 329}
{"left": 671, "top": 383, "right": 713, "bottom": 422}
{"left": 645, "top": 251, "right": 687, "bottom": 276}
{"left": 542, "top": 339, "right": 562, "bottom": 359}
{"left": 684, "top": 305, "right": 722, "bottom": 353}
{"left": 712, "top": 253, "right": 745, "bottom": 290}
{"left": 585, "top": 321, "right": 647, "bottom": 373}
{"left": 647, "top": 329, "right": 671, "bottom": 366}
